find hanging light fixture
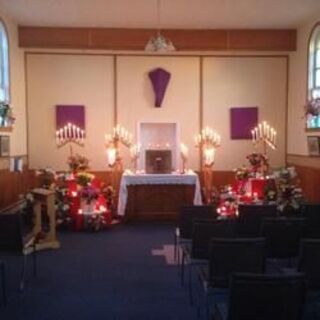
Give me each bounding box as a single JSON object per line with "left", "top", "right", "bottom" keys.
{"left": 145, "top": 0, "right": 176, "bottom": 52}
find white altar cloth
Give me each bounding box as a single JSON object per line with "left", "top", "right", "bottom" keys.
{"left": 117, "top": 171, "right": 203, "bottom": 216}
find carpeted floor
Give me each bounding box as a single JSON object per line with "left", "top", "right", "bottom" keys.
{"left": 0, "top": 225, "right": 197, "bottom": 320}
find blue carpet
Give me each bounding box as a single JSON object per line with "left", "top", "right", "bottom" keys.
{"left": 0, "top": 225, "right": 197, "bottom": 320}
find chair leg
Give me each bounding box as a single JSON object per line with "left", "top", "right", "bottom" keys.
{"left": 32, "top": 243, "right": 37, "bottom": 277}
{"left": 20, "top": 254, "right": 27, "bottom": 291}
{"left": 181, "top": 250, "right": 185, "bottom": 286}
{"left": 0, "top": 262, "right": 6, "bottom": 306}
{"left": 189, "top": 263, "right": 193, "bottom": 305}
{"left": 174, "top": 233, "right": 177, "bottom": 262}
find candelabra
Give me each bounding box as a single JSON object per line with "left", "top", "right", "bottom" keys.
{"left": 194, "top": 126, "right": 221, "bottom": 167}
{"left": 56, "top": 122, "right": 85, "bottom": 156}
{"left": 251, "top": 121, "right": 277, "bottom": 156}
{"left": 56, "top": 123, "right": 85, "bottom": 146}
{"left": 180, "top": 143, "right": 188, "bottom": 174}
{"left": 105, "top": 124, "right": 133, "bottom": 170}
{"left": 195, "top": 126, "right": 221, "bottom": 204}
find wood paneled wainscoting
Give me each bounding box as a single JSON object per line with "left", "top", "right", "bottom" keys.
{"left": 0, "top": 167, "right": 36, "bottom": 209}
{"left": 287, "top": 154, "right": 320, "bottom": 203}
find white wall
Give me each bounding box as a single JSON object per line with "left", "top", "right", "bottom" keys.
{"left": 27, "top": 54, "right": 114, "bottom": 170}
{"left": 288, "top": 14, "right": 320, "bottom": 155}
{"left": 0, "top": 12, "right": 26, "bottom": 157}
{"left": 26, "top": 53, "right": 288, "bottom": 171}
{"left": 117, "top": 56, "right": 200, "bottom": 170}
{"left": 203, "top": 57, "right": 287, "bottom": 170}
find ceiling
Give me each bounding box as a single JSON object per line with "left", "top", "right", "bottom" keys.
{"left": 0, "top": 0, "right": 319, "bottom": 29}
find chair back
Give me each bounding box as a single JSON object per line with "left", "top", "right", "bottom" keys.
{"left": 208, "top": 238, "right": 266, "bottom": 288}
{"left": 261, "top": 217, "right": 306, "bottom": 259}
{"left": 301, "top": 203, "right": 320, "bottom": 238}
{"left": 178, "top": 205, "right": 216, "bottom": 239}
{"left": 0, "top": 201, "right": 27, "bottom": 252}
{"left": 191, "top": 219, "right": 236, "bottom": 259}
{"left": 237, "top": 204, "right": 277, "bottom": 237}
{"left": 227, "top": 273, "right": 305, "bottom": 320}
{"left": 298, "top": 239, "right": 320, "bottom": 290}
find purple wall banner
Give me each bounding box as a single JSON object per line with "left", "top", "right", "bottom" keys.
{"left": 148, "top": 68, "right": 171, "bottom": 107}
{"left": 56, "top": 105, "right": 85, "bottom": 130}
{"left": 230, "top": 107, "right": 258, "bottom": 139}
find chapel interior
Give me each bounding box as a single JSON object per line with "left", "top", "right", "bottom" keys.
{"left": 0, "top": 1, "right": 320, "bottom": 319}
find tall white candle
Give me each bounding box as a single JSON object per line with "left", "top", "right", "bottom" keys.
{"left": 64, "top": 126, "right": 68, "bottom": 139}
{"left": 107, "top": 147, "right": 116, "bottom": 166}
{"left": 251, "top": 130, "right": 255, "bottom": 142}
{"left": 81, "top": 130, "right": 84, "bottom": 144}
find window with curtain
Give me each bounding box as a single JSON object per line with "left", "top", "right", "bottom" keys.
{"left": 307, "top": 25, "right": 320, "bottom": 129}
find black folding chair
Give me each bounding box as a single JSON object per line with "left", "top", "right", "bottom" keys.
{"left": 301, "top": 204, "right": 320, "bottom": 238}
{"left": 298, "top": 239, "right": 320, "bottom": 319}
{"left": 199, "top": 237, "right": 266, "bottom": 319}
{"left": 260, "top": 217, "right": 306, "bottom": 267}
{"left": 236, "top": 204, "right": 277, "bottom": 237}
{"left": 174, "top": 205, "right": 216, "bottom": 265}
{"left": 181, "top": 219, "right": 235, "bottom": 304}
{"left": 212, "top": 273, "right": 305, "bottom": 320}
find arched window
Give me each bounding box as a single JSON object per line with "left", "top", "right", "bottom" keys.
{"left": 0, "top": 20, "right": 9, "bottom": 103}
{"left": 307, "top": 24, "right": 320, "bottom": 128}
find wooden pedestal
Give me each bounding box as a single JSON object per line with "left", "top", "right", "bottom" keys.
{"left": 32, "top": 188, "right": 60, "bottom": 251}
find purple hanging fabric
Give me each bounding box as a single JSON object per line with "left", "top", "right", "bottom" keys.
{"left": 148, "top": 68, "right": 171, "bottom": 107}
{"left": 56, "top": 105, "right": 85, "bottom": 129}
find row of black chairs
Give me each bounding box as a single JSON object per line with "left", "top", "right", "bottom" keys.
{"left": 175, "top": 203, "right": 320, "bottom": 266}
{"left": 174, "top": 204, "right": 320, "bottom": 319}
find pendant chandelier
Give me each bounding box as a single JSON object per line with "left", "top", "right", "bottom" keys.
{"left": 145, "top": 0, "right": 176, "bottom": 52}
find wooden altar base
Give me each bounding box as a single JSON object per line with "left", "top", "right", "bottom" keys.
{"left": 124, "top": 184, "right": 195, "bottom": 222}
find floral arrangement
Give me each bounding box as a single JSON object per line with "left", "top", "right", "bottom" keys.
{"left": 35, "top": 167, "right": 57, "bottom": 189}
{"left": 247, "top": 152, "right": 269, "bottom": 174}
{"left": 84, "top": 214, "right": 108, "bottom": 232}
{"left": 76, "top": 172, "right": 94, "bottom": 187}
{"left": 304, "top": 98, "right": 320, "bottom": 117}
{"left": 275, "top": 167, "right": 304, "bottom": 213}
{"left": 234, "top": 166, "right": 251, "bottom": 181}
{"left": 55, "top": 185, "right": 73, "bottom": 229}
{"left": 0, "top": 102, "right": 15, "bottom": 127}
{"left": 103, "top": 185, "right": 116, "bottom": 216}
{"left": 67, "top": 154, "right": 89, "bottom": 172}
{"left": 79, "top": 185, "right": 99, "bottom": 204}
{"left": 263, "top": 180, "right": 277, "bottom": 202}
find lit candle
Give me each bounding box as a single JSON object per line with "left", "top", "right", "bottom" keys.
{"left": 180, "top": 143, "right": 188, "bottom": 159}
{"left": 251, "top": 130, "right": 255, "bottom": 142}
{"left": 64, "top": 126, "right": 68, "bottom": 139}
{"left": 204, "top": 147, "right": 215, "bottom": 166}
{"left": 68, "top": 123, "right": 72, "bottom": 138}
{"left": 258, "top": 124, "right": 262, "bottom": 138}
{"left": 81, "top": 130, "right": 85, "bottom": 144}
{"left": 107, "top": 147, "right": 116, "bottom": 166}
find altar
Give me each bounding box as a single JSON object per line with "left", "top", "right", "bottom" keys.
{"left": 118, "top": 171, "right": 202, "bottom": 221}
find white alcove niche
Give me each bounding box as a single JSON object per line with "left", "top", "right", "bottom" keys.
{"left": 137, "top": 122, "right": 180, "bottom": 173}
